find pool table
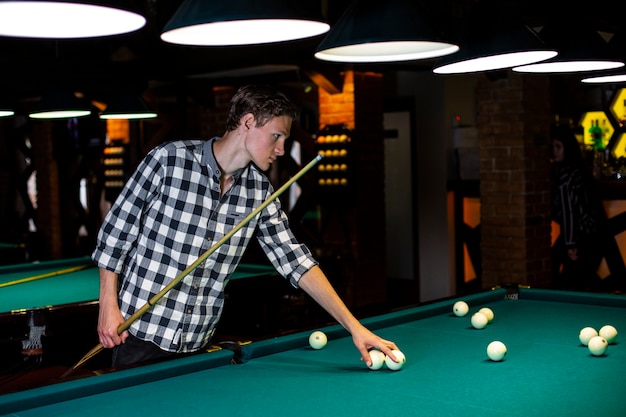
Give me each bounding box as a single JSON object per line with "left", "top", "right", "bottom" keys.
{"left": 1, "top": 287, "right": 625, "bottom": 416}
{"left": 0, "top": 257, "right": 277, "bottom": 315}
{"left": 0, "top": 257, "right": 280, "bottom": 372}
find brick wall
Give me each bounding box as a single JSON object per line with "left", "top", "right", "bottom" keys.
{"left": 476, "top": 72, "right": 552, "bottom": 289}
{"left": 319, "top": 71, "right": 355, "bottom": 129}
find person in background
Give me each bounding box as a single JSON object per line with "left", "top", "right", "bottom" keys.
{"left": 550, "top": 125, "right": 606, "bottom": 291}
{"left": 92, "top": 84, "right": 399, "bottom": 368}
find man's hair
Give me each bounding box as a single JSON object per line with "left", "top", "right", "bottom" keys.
{"left": 225, "top": 84, "right": 298, "bottom": 132}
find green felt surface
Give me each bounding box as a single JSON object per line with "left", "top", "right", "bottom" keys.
{"left": 0, "top": 257, "right": 97, "bottom": 313}
{"left": 0, "top": 258, "right": 276, "bottom": 314}
{"left": 2, "top": 289, "right": 625, "bottom": 417}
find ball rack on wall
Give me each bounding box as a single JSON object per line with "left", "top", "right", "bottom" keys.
{"left": 313, "top": 124, "right": 354, "bottom": 204}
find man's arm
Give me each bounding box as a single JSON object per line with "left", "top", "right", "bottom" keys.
{"left": 297, "top": 265, "right": 399, "bottom": 366}
{"left": 97, "top": 268, "right": 129, "bottom": 348}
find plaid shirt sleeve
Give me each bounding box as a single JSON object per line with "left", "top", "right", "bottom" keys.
{"left": 254, "top": 180, "right": 318, "bottom": 288}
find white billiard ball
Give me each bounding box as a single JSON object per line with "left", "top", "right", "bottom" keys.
{"left": 479, "top": 307, "right": 495, "bottom": 323}
{"left": 599, "top": 325, "right": 618, "bottom": 344}
{"left": 587, "top": 336, "right": 608, "bottom": 356}
{"left": 578, "top": 327, "right": 598, "bottom": 346}
{"left": 367, "top": 350, "right": 386, "bottom": 370}
{"left": 487, "top": 341, "right": 507, "bottom": 361}
{"left": 471, "top": 312, "right": 488, "bottom": 329}
{"left": 308, "top": 331, "right": 327, "bottom": 350}
{"left": 453, "top": 301, "right": 469, "bottom": 317}
{"left": 385, "top": 349, "right": 406, "bottom": 371}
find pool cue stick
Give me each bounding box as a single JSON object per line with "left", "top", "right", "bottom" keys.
{"left": 61, "top": 154, "right": 323, "bottom": 379}
{"left": 0, "top": 264, "right": 93, "bottom": 288}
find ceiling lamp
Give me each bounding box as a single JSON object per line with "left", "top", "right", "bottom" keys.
{"left": 0, "top": 100, "right": 14, "bottom": 118}
{"left": 0, "top": 1, "right": 145, "bottom": 38}
{"left": 100, "top": 92, "right": 157, "bottom": 120}
{"left": 513, "top": 20, "right": 624, "bottom": 74}
{"left": 581, "top": 33, "right": 626, "bottom": 83}
{"left": 433, "top": 3, "right": 557, "bottom": 74}
{"left": 161, "top": 0, "right": 329, "bottom": 46}
{"left": 29, "top": 88, "right": 91, "bottom": 119}
{"left": 314, "top": 0, "right": 459, "bottom": 63}
{"left": 581, "top": 73, "right": 626, "bottom": 84}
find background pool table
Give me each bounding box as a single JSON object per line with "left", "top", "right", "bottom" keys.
{"left": 1, "top": 287, "right": 625, "bottom": 417}
{"left": 0, "top": 257, "right": 278, "bottom": 314}
{"left": 0, "top": 257, "right": 282, "bottom": 386}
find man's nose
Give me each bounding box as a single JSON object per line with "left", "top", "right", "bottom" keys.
{"left": 275, "top": 140, "right": 285, "bottom": 156}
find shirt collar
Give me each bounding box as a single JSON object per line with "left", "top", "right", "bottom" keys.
{"left": 202, "top": 136, "right": 246, "bottom": 181}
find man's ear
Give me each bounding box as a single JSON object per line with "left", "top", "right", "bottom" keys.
{"left": 242, "top": 113, "right": 255, "bottom": 130}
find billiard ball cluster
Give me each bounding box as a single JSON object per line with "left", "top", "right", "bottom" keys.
{"left": 308, "top": 330, "right": 407, "bottom": 371}
{"left": 453, "top": 301, "right": 495, "bottom": 329}
{"left": 579, "top": 324, "right": 618, "bottom": 356}
{"left": 453, "top": 299, "right": 621, "bottom": 361}
{"left": 307, "top": 307, "right": 620, "bottom": 371}
{"left": 367, "top": 349, "right": 406, "bottom": 371}
{"left": 453, "top": 300, "right": 505, "bottom": 361}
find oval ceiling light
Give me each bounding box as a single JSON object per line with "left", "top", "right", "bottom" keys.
{"left": 515, "top": 60, "right": 624, "bottom": 74}
{"left": 433, "top": 3, "right": 556, "bottom": 75}
{"left": 29, "top": 88, "right": 91, "bottom": 119}
{"left": 0, "top": 1, "right": 146, "bottom": 38}
{"left": 581, "top": 74, "right": 626, "bottom": 84}
{"left": 0, "top": 99, "right": 15, "bottom": 117}
{"left": 314, "top": 0, "right": 458, "bottom": 63}
{"left": 513, "top": 19, "right": 624, "bottom": 74}
{"left": 161, "top": 0, "right": 329, "bottom": 46}
{"left": 580, "top": 33, "right": 626, "bottom": 83}
{"left": 100, "top": 92, "right": 157, "bottom": 120}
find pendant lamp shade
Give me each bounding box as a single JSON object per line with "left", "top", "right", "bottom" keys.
{"left": 314, "top": 0, "right": 458, "bottom": 63}
{"left": 0, "top": 1, "right": 145, "bottom": 38}
{"left": 29, "top": 88, "right": 91, "bottom": 119}
{"left": 433, "top": 3, "right": 557, "bottom": 74}
{"left": 513, "top": 19, "right": 624, "bottom": 74}
{"left": 161, "top": 0, "right": 329, "bottom": 46}
{"left": 581, "top": 73, "right": 626, "bottom": 84}
{"left": 100, "top": 92, "right": 157, "bottom": 120}
{"left": 0, "top": 99, "right": 14, "bottom": 118}
{"left": 581, "top": 32, "right": 626, "bottom": 83}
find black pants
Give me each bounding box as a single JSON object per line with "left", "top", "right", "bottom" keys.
{"left": 112, "top": 333, "right": 176, "bottom": 368}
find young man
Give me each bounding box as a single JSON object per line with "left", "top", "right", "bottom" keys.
{"left": 93, "top": 84, "right": 399, "bottom": 368}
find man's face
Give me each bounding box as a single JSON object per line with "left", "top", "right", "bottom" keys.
{"left": 245, "top": 115, "right": 292, "bottom": 171}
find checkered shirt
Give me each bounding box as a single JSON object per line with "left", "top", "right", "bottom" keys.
{"left": 92, "top": 138, "right": 317, "bottom": 352}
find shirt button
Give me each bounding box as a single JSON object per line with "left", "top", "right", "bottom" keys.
{"left": 187, "top": 308, "right": 192, "bottom": 314}
{"left": 207, "top": 237, "right": 212, "bottom": 241}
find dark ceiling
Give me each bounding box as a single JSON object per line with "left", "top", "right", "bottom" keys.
{"left": 0, "top": 0, "right": 624, "bottom": 107}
